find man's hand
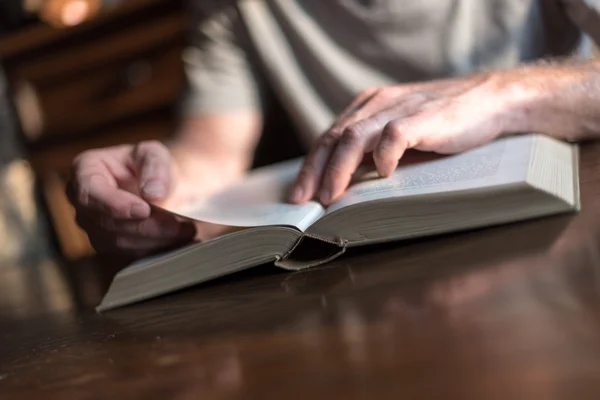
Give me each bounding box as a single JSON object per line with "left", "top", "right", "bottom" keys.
{"left": 66, "top": 140, "right": 196, "bottom": 258}
{"left": 288, "top": 73, "right": 523, "bottom": 205}
{"left": 67, "top": 110, "right": 263, "bottom": 258}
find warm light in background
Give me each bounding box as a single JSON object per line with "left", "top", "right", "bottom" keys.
{"left": 27, "top": 0, "right": 102, "bottom": 28}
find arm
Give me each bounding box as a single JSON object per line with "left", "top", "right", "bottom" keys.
{"left": 67, "top": 109, "right": 262, "bottom": 258}
{"left": 68, "top": 3, "right": 266, "bottom": 257}
{"left": 163, "top": 2, "right": 266, "bottom": 205}
{"left": 165, "top": 110, "right": 263, "bottom": 207}
{"left": 287, "top": 1, "right": 600, "bottom": 205}
{"left": 288, "top": 60, "right": 600, "bottom": 205}
{"left": 561, "top": 0, "right": 600, "bottom": 43}
{"left": 497, "top": 59, "right": 600, "bottom": 141}
{"left": 477, "top": 0, "right": 600, "bottom": 141}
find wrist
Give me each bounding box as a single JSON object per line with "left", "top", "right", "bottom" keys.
{"left": 166, "top": 141, "right": 248, "bottom": 206}
{"left": 489, "top": 61, "right": 600, "bottom": 141}
{"left": 169, "top": 142, "right": 246, "bottom": 181}
{"left": 488, "top": 69, "right": 546, "bottom": 135}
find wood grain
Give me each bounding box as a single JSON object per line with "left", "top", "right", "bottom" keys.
{"left": 2, "top": 141, "right": 600, "bottom": 399}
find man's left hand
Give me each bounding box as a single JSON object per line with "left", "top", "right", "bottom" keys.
{"left": 288, "top": 72, "right": 529, "bottom": 205}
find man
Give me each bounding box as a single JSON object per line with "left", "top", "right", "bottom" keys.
{"left": 68, "top": 0, "right": 600, "bottom": 257}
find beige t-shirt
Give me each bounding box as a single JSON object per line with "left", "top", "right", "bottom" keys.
{"left": 181, "top": 0, "right": 598, "bottom": 147}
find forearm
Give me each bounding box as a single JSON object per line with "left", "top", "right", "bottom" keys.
{"left": 168, "top": 110, "right": 263, "bottom": 195}
{"left": 498, "top": 59, "right": 600, "bottom": 141}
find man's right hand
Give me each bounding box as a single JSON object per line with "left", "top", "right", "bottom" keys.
{"left": 66, "top": 140, "right": 196, "bottom": 258}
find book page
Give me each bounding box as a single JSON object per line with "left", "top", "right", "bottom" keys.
{"left": 169, "top": 158, "right": 324, "bottom": 232}
{"left": 324, "top": 135, "right": 534, "bottom": 215}
{"left": 165, "top": 135, "right": 536, "bottom": 231}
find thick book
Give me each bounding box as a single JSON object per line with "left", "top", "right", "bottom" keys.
{"left": 97, "top": 134, "right": 580, "bottom": 311}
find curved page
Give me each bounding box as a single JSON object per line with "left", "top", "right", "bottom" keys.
{"left": 167, "top": 158, "right": 324, "bottom": 232}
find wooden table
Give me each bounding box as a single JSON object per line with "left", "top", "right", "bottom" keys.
{"left": 3, "top": 142, "right": 600, "bottom": 399}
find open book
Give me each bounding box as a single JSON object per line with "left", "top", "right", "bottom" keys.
{"left": 97, "top": 134, "right": 580, "bottom": 311}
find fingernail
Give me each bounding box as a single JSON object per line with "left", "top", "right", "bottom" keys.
{"left": 381, "top": 161, "right": 398, "bottom": 178}
{"left": 379, "top": 168, "right": 391, "bottom": 178}
{"left": 142, "top": 180, "right": 166, "bottom": 199}
{"left": 319, "top": 189, "right": 331, "bottom": 205}
{"left": 290, "top": 185, "right": 304, "bottom": 203}
{"left": 130, "top": 203, "right": 151, "bottom": 219}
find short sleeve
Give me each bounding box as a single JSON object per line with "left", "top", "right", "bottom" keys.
{"left": 560, "top": 0, "right": 600, "bottom": 50}
{"left": 179, "top": 3, "right": 266, "bottom": 115}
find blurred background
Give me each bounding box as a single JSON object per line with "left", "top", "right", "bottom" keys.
{"left": 0, "top": 0, "right": 187, "bottom": 268}
{"left": 0, "top": 0, "right": 302, "bottom": 310}
{"left": 3, "top": 0, "right": 594, "bottom": 312}
{"left": 0, "top": 0, "right": 299, "bottom": 282}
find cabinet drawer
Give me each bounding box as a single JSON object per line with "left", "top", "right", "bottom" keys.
{"left": 0, "top": 0, "right": 187, "bottom": 261}
{"left": 17, "top": 44, "right": 184, "bottom": 142}
{"left": 9, "top": 11, "right": 186, "bottom": 143}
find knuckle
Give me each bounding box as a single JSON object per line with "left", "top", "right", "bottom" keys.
{"left": 373, "top": 88, "right": 391, "bottom": 101}
{"left": 106, "top": 204, "right": 129, "bottom": 219}
{"left": 341, "top": 125, "right": 364, "bottom": 145}
{"left": 325, "top": 162, "right": 345, "bottom": 180}
{"left": 71, "top": 150, "right": 96, "bottom": 168}
{"left": 408, "top": 90, "right": 431, "bottom": 103}
{"left": 114, "top": 236, "right": 134, "bottom": 251}
{"left": 360, "top": 86, "right": 378, "bottom": 98}
{"left": 299, "top": 162, "right": 318, "bottom": 180}
{"left": 136, "top": 140, "right": 166, "bottom": 156}
{"left": 318, "top": 132, "right": 340, "bottom": 149}
{"left": 383, "top": 121, "right": 405, "bottom": 141}
{"left": 97, "top": 216, "right": 117, "bottom": 232}
{"left": 134, "top": 219, "right": 153, "bottom": 236}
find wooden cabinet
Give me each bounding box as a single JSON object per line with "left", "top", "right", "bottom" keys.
{"left": 0, "top": 0, "right": 187, "bottom": 260}
{"left": 0, "top": 0, "right": 304, "bottom": 263}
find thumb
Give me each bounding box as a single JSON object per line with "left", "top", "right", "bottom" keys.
{"left": 132, "top": 140, "right": 173, "bottom": 203}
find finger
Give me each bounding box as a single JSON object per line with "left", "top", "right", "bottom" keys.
{"left": 79, "top": 211, "right": 196, "bottom": 256}
{"left": 113, "top": 234, "right": 194, "bottom": 254}
{"left": 77, "top": 208, "right": 196, "bottom": 239}
{"left": 317, "top": 94, "right": 432, "bottom": 204}
{"left": 317, "top": 119, "right": 384, "bottom": 204}
{"left": 289, "top": 88, "right": 430, "bottom": 204}
{"left": 374, "top": 118, "right": 416, "bottom": 177}
{"left": 71, "top": 147, "right": 150, "bottom": 219}
{"left": 76, "top": 171, "right": 150, "bottom": 219}
{"left": 88, "top": 230, "right": 193, "bottom": 257}
{"left": 287, "top": 88, "right": 379, "bottom": 204}
{"left": 132, "top": 140, "right": 172, "bottom": 202}
{"left": 288, "top": 131, "right": 340, "bottom": 204}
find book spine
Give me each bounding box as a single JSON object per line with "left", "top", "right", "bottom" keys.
{"left": 274, "top": 234, "right": 347, "bottom": 270}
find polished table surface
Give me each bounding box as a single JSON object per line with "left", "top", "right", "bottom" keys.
{"left": 3, "top": 142, "right": 600, "bottom": 399}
